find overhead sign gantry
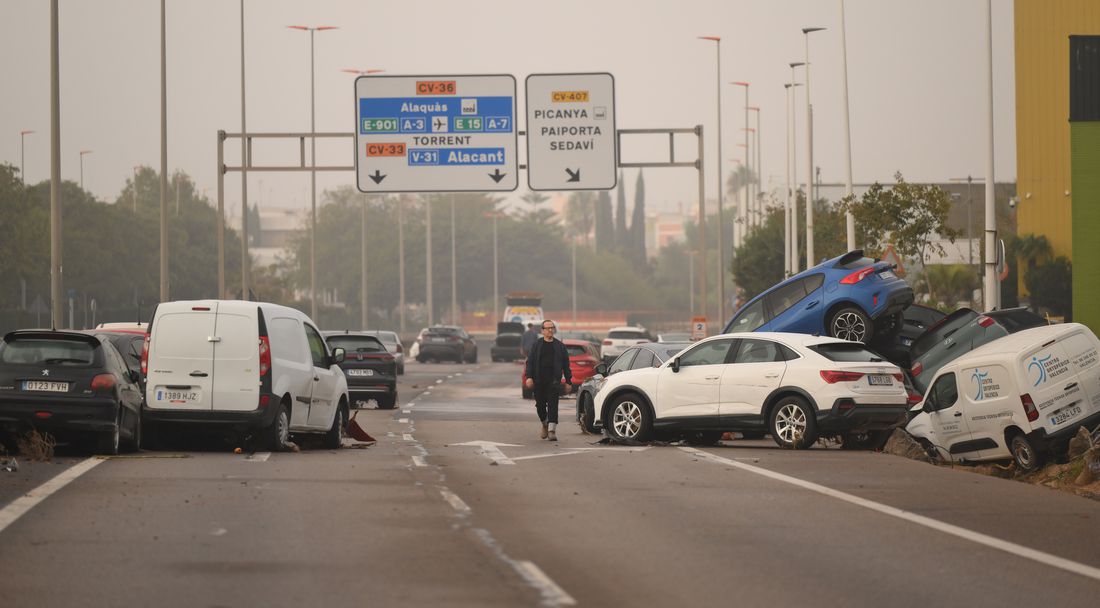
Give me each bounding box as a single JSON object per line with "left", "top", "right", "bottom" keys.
{"left": 354, "top": 74, "right": 518, "bottom": 193}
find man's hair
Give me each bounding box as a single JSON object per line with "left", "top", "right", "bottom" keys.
{"left": 541, "top": 319, "right": 556, "bottom": 330}
{"left": 527, "top": 323, "right": 534, "bottom": 328}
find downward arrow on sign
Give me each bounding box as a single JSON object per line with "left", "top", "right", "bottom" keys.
{"left": 489, "top": 169, "right": 507, "bottom": 183}
{"left": 369, "top": 170, "right": 386, "bottom": 184}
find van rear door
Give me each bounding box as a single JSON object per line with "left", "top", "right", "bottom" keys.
{"left": 1054, "top": 329, "right": 1100, "bottom": 421}
{"left": 211, "top": 308, "right": 261, "bottom": 412}
{"left": 1021, "top": 334, "right": 1084, "bottom": 435}
{"left": 146, "top": 304, "right": 218, "bottom": 411}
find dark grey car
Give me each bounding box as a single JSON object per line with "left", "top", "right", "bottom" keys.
{"left": 575, "top": 342, "right": 691, "bottom": 434}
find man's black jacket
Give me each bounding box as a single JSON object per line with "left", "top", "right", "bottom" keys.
{"left": 524, "top": 338, "right": 573, "bottom": 386}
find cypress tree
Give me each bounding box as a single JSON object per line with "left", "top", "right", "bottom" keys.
{"left": 595, "top": 190, "right": 613, "bottom": 252}
{"left": 630, "top": 170, "right": 646, "bottom": 265}
{"left": 614, "top": 171, "right": 627, "bottom": 250}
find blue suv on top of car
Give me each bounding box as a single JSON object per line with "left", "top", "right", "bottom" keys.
{"left": 723, "top": 250, "right": 914, "bottom": 344}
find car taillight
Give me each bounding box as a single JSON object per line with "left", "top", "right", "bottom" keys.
{"left": 396, "top": 344, "right": 403, "bottom": 353}
{"left": 978, "top": 316, "right": 995, "bottom": 328}
{"left": 602, "top": 339, "right": 612, "bottom": 346}
{"left": 91, "top": 373, "right": 117, "bottom": 392}
{"left": 910, "top": 361, "right": 923, "bottom": 377}
{"left": 140, "top": 333, "right": 150, "bottom": 375}
{"left": 449, "top": 336, "right": 460, "bottom": 342}
{"left": 907, "top": 392, "right": 923, "bottom": 406}
{"left": 383, "top": 355, "right": 395, "bottom": 363}
{"left": 820, "top": 370, "right": 865, "bottom": 383}
{"left": 892, "top": 373, "right": 905, "bottom": 382}
{"left": 840, "top": 267, "right": 876, "bottom": 284}
{"left": 1021, "top": 393, "right": 1039, "bottom": 422}
{"left": 258, "top": 336, "right": 271, "bottom": 377}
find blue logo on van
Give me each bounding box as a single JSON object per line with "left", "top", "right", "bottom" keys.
{"left": 1028, "top": 354, "right": 1052, "bottom": 387}
{"left": 972, "top": 369, "right": 989, "bottom": 400}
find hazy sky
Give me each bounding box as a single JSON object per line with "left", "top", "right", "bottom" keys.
{"left": 1, "top": 0, "right": 1016, "bottom": 216}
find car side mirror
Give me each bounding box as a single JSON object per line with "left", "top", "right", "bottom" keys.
{"left": 595, "top": 362, "right": 608, "bottom": 376}
{"left": 670, "top": 357, "right": 681, "bottom": 373}
{"left": 331, "top": 347, "right": 346, "bottom": 365}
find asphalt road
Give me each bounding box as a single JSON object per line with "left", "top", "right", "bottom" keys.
{"left": 2, "top": 341, "right": 1100, "bottom": 607}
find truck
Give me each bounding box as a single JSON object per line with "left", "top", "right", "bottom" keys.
{"left": 503, "top": 292, "right": 544, "bottom": 327}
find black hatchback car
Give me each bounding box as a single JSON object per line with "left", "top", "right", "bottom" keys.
{"left": 323, "top": 331, "right": 398, "bottom": 409}
{"left": 0, "top": 330, "right": 143, "bottom": 454}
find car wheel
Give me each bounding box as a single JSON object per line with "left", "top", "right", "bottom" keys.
{"left": 379, "top": 391, "right": 398, "bottom": 410}
{"left": 1010, "top": 434, "right": 1043, "bottom": 472}
{"left": 470, "top": 351, "right": 478, "bottom": 364}
{"left": 398, "top": 363, "right": 405, "bottom": 375}
{"left": 684, "top": 431, "right": 723, "bottom": 446}
{"left": 323, "top": 402, "right": 348, "bottom": 450}
{"left": 124, "top": 409, "right": 142, "bottom": 453}
{"left": 95, "top": 410, "right": 122, "bottom": 455}
{"left": 264, "top": 402, "right": 291, "bottom": 452}
{"left": 606, "top": 393, "right": 653, "bottom": 442}
{"left": 769, "top": 396, "right": 818, "bottom": 449}
{"left": 828, "top": 306, "right": 873, "bottom": 343}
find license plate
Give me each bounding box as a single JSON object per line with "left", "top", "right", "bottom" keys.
{"left": 900, "top": 336, "right": 913, "bottom": 346}
{"left": 867, "top": 374, "right": 893, "bottom": 386}
{"left": 155, "top": 388, "right": 201, "bottom": 404}
{"left": 878, "top": 270, "right": 896, "bottom": 280}
{"left": 430, "top": 337, "right": 446, "bottom": 343}
{"left": 1050, "top": 404, "right": 1083, "bottom": 426}
{"left": 22, "top": 380, "right": 69, "bottom": 392}
{"left": 347, "top": 369, "right": 374, "bottom": 376}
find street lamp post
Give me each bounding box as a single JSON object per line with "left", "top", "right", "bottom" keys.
{"left": 50, "top": 0, "right": 62, "bottom": 328}
{"left": 288, "top": 24, "right": 338, "bottom": 320}
{"left": 699, "top": 36, "right": 727, "bottom": 324}
{"left": 688, "top": 250, "right": 697, "bottom": 316}
{"left": 239, "top": 0, "right": 249, "bottom": 301}
{"left": 483, "top": 210, "right": 504, "bottom": 325}
{"left": 398, "top": 196, "right": 406, "bottom": 333}
{"left": 982, "top": 0, "right": 999, "bottom": 310}
{"left": 361, "top": 194, "right": 368, "bottom": 329}
{"left": 79, "top": 149, "right": 93, "bottom": 191}
{"left": 748, "top": 106, "right": 761, "bottom": 227}
{"left": 20, "top": 130, "right": 34, "bottom": 185}
{"left": 839, "top": 0, "right": 856, "bottom": 250}
{"left": 571, "top": 237, "right": 577, "bottom": 329}
{"left": 738, "top": 129, "right": 754, "bottom": 227}
{"left": 160, "top": 0, "right": 169, "bottom": 302}
{"left": 731, "top": 81, "right": 749, "bottom": 252}
{"left": 450, "top": 194, "right": 458, "bottom": 325}
{"left": 788, "top": 62, "right": 804, "bottom": 273}
{"left": 426, "top": 195, "right": 433, "bottom": 326}
{"left": 803, "top": 27, "right": 825, "bottom": 266}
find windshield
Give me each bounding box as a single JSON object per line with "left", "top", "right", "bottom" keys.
{"left": 566, "top": 345, "right": 589, "bottom": 357}
{"left": 608, "top": 330, "right": 647, "bottom": 340}
{"left": 809, "top": 343, "right": 885, "bottom": 362}
{"left": 325, "top": 336, "right": 386, "bottom": 353}
{"left": 912, "top": 319, "right": 1010, "bottom": 393}
{"left": 0, "top": 338, "right": 98, "bottom": 365}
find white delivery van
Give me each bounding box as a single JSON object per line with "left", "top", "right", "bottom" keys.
{"left": 906, "top": 323, "right": 1100, "bottom": 471}
{"left": 143, "top": 300, "right": 349, "bottom": 450}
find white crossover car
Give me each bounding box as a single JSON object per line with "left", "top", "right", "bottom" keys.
{"left": 591, "top": 332, "right": 908, "bottom": 449}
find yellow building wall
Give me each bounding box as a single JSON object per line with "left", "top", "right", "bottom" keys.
{"left": 1014, "top": 0, "right": 1100, "bottom": 261}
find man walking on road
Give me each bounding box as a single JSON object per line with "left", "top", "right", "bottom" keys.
{"left": 520, "top": 323, "right": 538, "bottom": 358}
{"left": 523, "top": 319, "right": 572, "bottom": 441}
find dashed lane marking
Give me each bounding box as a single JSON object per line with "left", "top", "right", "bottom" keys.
{"left": 246, "top": 452, "right": 271, "bottom": 462}
{"left": 440, "top": 489, "right": 470, "bottom": 513}
{"left": 403, "top": 433, "right": 414, "bottom": 441}
{"left": 515, "top": 561, "right": 577, "bottom": 607}
{"left": 399, "top": 418, "right": 409, "bottom": 423}
{"left": 412, "top": 456, "right": 428, "bottom": 467}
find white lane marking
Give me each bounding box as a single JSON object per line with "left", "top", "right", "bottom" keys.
{"left": 386, "top": 432, "right": 396, "bottom": 438}
{"left": 679, "top": 447, "right": 1100, "bottom": 583}
{"left": 403, "top": 433, "right": 414, "bottom": 441}
{"left": 246, "top": 452, "right": 271, "bottom": 462}
{"left": 0, "top": 457, "right": 104, "bottom": 536}
{"left": 510, "top": 446, "right": 652, "bottom": 462}
{"left": 455, "top": 373, "right": 463, "bottom": 377}
{"left": 440, "top": 489, "right": 470, "bottom": 513}
{"left": 515, "top": 561, "right": 577, "bottom": 607}
{"left": 452, "top": 441, "right": 519, "bottom": 465}
{"left": 447, "top": 375, "right": 454, "bottom": 379}
{"left": 435, "top": 379, "right": 444, "bottom": 384}
{"left": 412, "top": 456, "right": 427, "bottom": 467}
{"left": 402, "top": 409, "right": 411, "bottom": 414}
{"left": 512, "top": 451, "right": 585, "bottom": 462}
{"left": 399, "top": 418, "right": 409, "bottom": 423}
{"left": 211, "top": 528, "right": 228, "bottom": 536}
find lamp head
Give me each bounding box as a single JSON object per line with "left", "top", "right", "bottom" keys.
{"left": 803, "top": 27, "right": 826, "bottom": 34}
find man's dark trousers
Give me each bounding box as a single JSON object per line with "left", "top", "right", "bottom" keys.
{"left": 535, "top": 381, "right": 560, "bottom": 424}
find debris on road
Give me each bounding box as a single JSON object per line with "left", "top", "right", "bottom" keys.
{"left": 882, "top": 429, "right": 931, "bottom": 463}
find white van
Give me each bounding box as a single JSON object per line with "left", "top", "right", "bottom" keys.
{"left": 906, "top": 323, "right": 1100, "bottom": 471}
{"left": 143, "top": 300, "right": 350, "bottom": 450}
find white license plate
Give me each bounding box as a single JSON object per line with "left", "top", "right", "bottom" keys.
{"left": 347, "top": 369, "right": 375, "bottom": 376}
{"left": 430, "top": 337, "right": 446, "bottom": 343}
{"left": 867, "top": 374, "right": 893, "bottom": 386}
{"left": 1050, "top": 404, "right": 1083, "bottom": 426}
{"left": 155, "top": 388, "right": 202, "bottom": 404}
{"left": 878, "top": 270, "right": 896, "bottom": 280}
{"left": 22, "top": 380, "right": 69, "bottom": 392}
{"left": 900, "top": 336, "right": 913, "bottom": 346}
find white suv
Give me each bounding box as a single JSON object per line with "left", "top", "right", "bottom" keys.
{"left": 601, "top": 326, "right": 652, "bottom": 363}
{"left": 592, "top": 332, "right": 907, "bottom": 448}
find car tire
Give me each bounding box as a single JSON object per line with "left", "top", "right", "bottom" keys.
{"left": 323, "top": 402, "right": 348, "bottom": 450}
{"left": 379, "top": 391, "right": 398, "bottom": 410}
{"left": 828, "top": 306, "right": 874, "bottom": 343}
{"left": 264, "top": 402, "right": 291, "bottom": 452}
{"left": 605, "top": 392, "right": 653, "bottom": 442}
{"left": 95, "top": 410, "right": 122, "bottom": 455}
{"left": 1010, "top": 434, "right": 1044, "bottom": 472}
{"left": 579, "top": 394, "right": 600, "bottom": 434}
{"left": 398, "top": 363, "right": 405, "bottom": 375}
{"left": 123, "top": 410, "right": 142, "bottom": 453}
{"left": 684, "top": 431, "right": 723, "bottom": 446}
{"left": 769, "top": 396, "right": 818, "bottom": 449}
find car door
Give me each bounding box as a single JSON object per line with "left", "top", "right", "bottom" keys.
{"left": 719, "top": 338, "right": 787, "bottom": 419}
{"left": 925, "top": 372, "right": 982, "bottom": 460}
{"left": 654, "top": 338, "right": 735, "bottom": 419}
{"left": 304, "top": 324, "right": 338, "bottom": 429}
{"left": 104, "top": 341, "right": 142, "bottom": 426}
{"left": 763, "top": 277, "right": 813, "bottom": 334}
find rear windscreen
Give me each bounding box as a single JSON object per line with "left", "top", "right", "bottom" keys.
{"left": 988, "top": 310, "right": 1048, "bottom": 332}
{"left": 566, "top": 345, "right": 588, "bottom": 357}
{"left": 0, "top": 338, "right": 97, "bottom": 365}
{"left": 608, "top": 331, "right": 647, "bottom": 340}
{"left": 426, "top": 328, "right": 460, "bottom": 336}
{"left": 327, "top": 336, "right": 386, "bottom": 353}
{"left": 912, "top": 321, "right": 1010, "bottom": 393}
{"left": 836, "top": 256, "right": 875, "bottom": 270}
{"left": 809, "top": 343, "right": 885, "bottom": 362}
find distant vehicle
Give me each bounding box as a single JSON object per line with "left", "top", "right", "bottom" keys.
{"left": 0, "top": 329, "right": 144, "bottom": 455}
{"left": 416, "top": 325, "right": 477, "bottom": 364}
{"left": 601, "top": 326, "right": 652, "bottom": 363}
{"left": 908, "top": 308, "right": 1048, "bottom": 396}
{"left": 491, "top": 322, "right": 525, "bottom": 362}
{"left": 503, "top": 292, "right": 544, "bottom": 326}
{"left": 575, "top": 342, "right": 691, "bottom": 434}
{"left": 557, "top": 330, "right": 602, "bottom": 356}
{"left": 723, "top": 249, "right": 914, "bottom": 345}
{"left": 591, "top": 332, "right": 908, "bottom": 449}
{"left": 143, "top": 300, "right": 349, "bottom": 451}
{"left": 323, "top": 331, "right": 398, "bottom": 409}
{"left": 907, "top": 323, "right": 1100, "bottom": 471}
{"left": 95, "top": 321, "right": 148, "bottom": 331}
{"left": 872, "top": 304, "right": 948, "bottom": 368}
{"left": 85, "top": 327, "right": 147, "bottom": 393}
{"left": 362, "top": 330, "right": 405, "bottom": 374}
{"left": 657, "top": 333, "right": 692, "bottom": 343}
{"left": 521, "top": 339, "right": 600, "bottom": 398}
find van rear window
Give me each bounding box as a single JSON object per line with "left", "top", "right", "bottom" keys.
{"left": 327, "top": 336, "right": 386, "bottom": 353}
{"left": 0, "top": 338, "right": 97, "bottom": 365}
{"left": 808, "top": 343, "right": 885, "bottom": 362}
{"left": 608, "top": 331, "right": 647, "bottom": 340}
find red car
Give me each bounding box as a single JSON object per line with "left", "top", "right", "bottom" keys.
{"left": 522, "top": 339, "right": 601, "bottom": 399}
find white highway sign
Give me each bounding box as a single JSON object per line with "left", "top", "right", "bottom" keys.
{"left": 525, "top": 73, "right": 617, "bottom": 191}
{"left": 355, "top": 74, "right": 518, "bottom": 193}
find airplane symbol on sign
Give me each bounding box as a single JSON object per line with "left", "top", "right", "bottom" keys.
{"left": 434, "top": 118, "right": 447, "bottom": 131}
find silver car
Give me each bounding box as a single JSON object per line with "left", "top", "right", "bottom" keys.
{"left": 363, "top": 330, "right": 405, "bottom": 374}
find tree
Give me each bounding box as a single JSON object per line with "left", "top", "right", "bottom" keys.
{"left": 724, "top": 164, "right": 755, "bottom": 201}
{"left": 630, "top": 170, "right": 647, "bottom": 266}
{"left": 614, "top": 172, "right": 628, "bottom": 250}
{"left": 915, "top": 265, "right": 979, "bottom": 308}
{"left": 1025, "top": 257, "right": 1072, "bottom": 319}
{"left": 594, "top": 190, "right": 613, "bottom": 253}
{"left": 519, "top": 190, "right": 555, "bottom": 226}
{"left": 839, "top": 173, "right": 959, "bottom": 265}
{"left": 731, "top": 207, "right": 786, "bottom": 299}
{"left": 564, "top": 191, "right": 595, "bottom": 245}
